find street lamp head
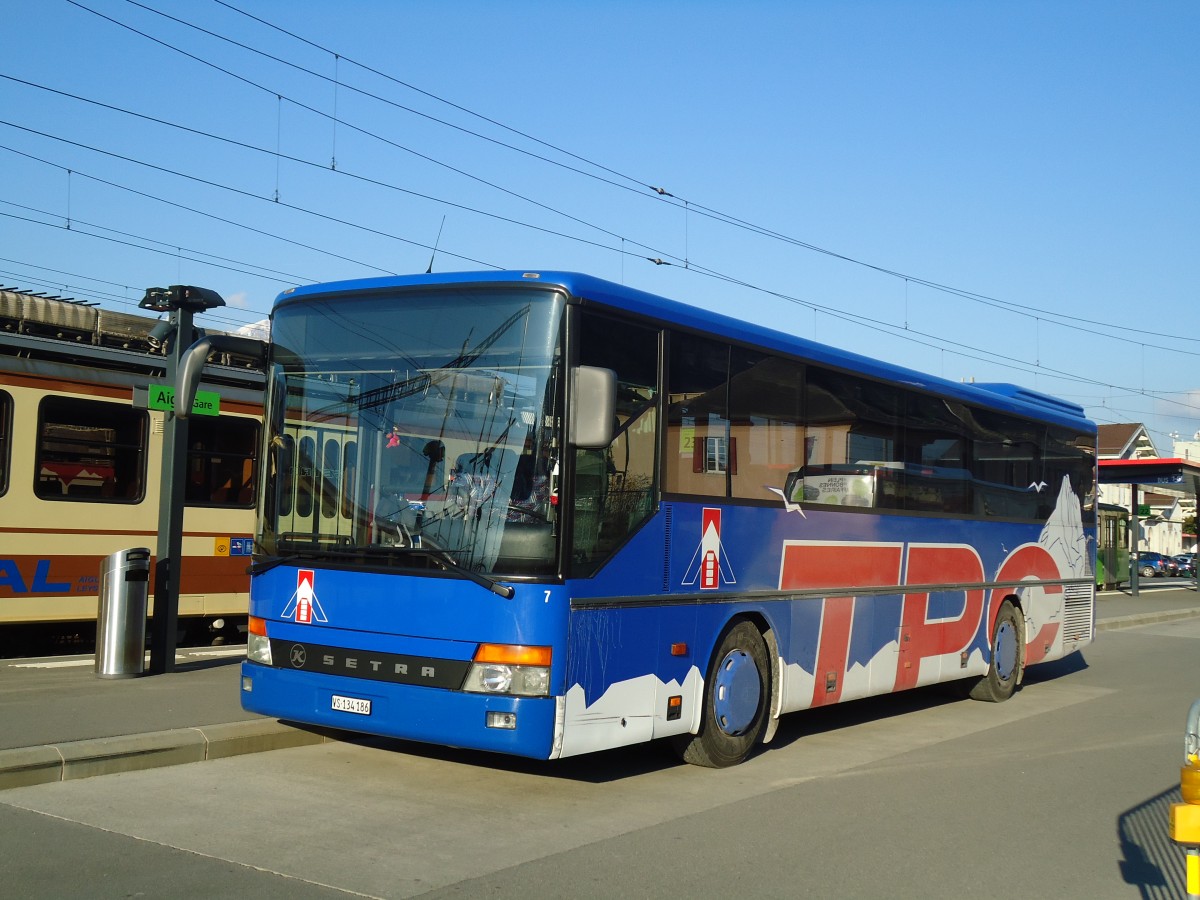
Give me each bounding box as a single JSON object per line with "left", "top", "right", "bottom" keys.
{"left": 140, "top": 287, "right": 174, "bottom": 313}
{"left": 139, "top": 285, "right": 227, "bottom": 314}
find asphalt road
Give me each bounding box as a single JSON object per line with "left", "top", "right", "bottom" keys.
{"left": 2, "top": 613, "right": 1198, "bottom": 899}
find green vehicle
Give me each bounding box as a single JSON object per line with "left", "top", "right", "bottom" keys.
{"left": 1097, "top": 503, "right": 1130, "bottom": 589}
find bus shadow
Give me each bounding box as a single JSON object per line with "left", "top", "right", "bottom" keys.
{"left": 766, "top": 650, "right": 1092, "bottom": 754}
{"left": 1117, "top": 784, "right": 1186, "bottom": 898}
{"left": 1019, "top": 649, "right": 1090, "bottom": 684}
{"left": 308, "top": 726, "right": 685, "bottom": 782}
{"left": 296, "top": 652, "right": 1096, "bottom": 783}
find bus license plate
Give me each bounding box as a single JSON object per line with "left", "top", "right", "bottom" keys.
{"left": 331, "top": 695, "right": 371, "bottom": 716}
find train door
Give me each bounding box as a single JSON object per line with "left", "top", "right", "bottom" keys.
{"left": 276, "top": 424, "right": 357, "bottom": 544}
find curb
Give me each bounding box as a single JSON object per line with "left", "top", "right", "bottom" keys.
{"left": 0, "top": 719, "right": 327, "bottom": 791}
{"left": 1096, "top": 608, "right": 1200, "bottom": 632}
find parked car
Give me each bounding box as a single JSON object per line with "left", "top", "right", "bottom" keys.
{"left": 1134, "top": 551, "right": 1173, "bottom": 578}
{"left": 1172, "top": 554, "right": 1196, "bottom": 577}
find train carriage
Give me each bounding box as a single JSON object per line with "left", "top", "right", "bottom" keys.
{"left": 0, "top": 288, "right": 263, "bottom": 654}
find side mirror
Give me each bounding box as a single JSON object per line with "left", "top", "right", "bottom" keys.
{"left": 570, "top": 365, "right": 616, "bottom": 449}
{"left": 175, "top": 333, "right": 267, "bottom": 418}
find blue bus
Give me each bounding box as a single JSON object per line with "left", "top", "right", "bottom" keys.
{"left": 235, "top": 271, "right": 1097, "bottom": 767}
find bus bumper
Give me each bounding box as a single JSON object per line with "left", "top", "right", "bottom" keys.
{"left": 239, "top": 661, "right": 559, "bottom": 760}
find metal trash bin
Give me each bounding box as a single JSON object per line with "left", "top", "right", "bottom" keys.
{"left": 95, "top": 548, "right": 152, "bottom": 678}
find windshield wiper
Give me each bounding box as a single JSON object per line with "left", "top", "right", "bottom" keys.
{"left": 248, "top": 554, "right": 303, "bottom": 576}
{"left": 411, "top": 548, "right": 515, "bottom": 598}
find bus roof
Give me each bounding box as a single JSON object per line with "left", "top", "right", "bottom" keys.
{"left": 276, "top": 270, "right": 1093, "bottom": 431}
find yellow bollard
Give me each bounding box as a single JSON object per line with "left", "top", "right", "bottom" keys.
{"left": 1170, "top": 699, "right": 1200, "bottom": 899}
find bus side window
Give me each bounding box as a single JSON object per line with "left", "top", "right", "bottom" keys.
{"left": 572, "top": 313, "right": 660, "bottom": 574}
{"left": 727, "top": 350, "right": 802, "bottom": 502}
{"left": 666, "top": 332, "right": 729, "bottom": 496}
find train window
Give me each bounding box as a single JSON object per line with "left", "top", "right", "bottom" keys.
{"left": 296, "top": 435, "right": 315, "bottom": 518}
{"left": 0, "top": 390, "right": 10, "bottom": 497}
{"left": 320, "top": 438, "right": 340, "bottom": 519}
{"left": 274, "top": 434, "right": 295, "bottom": 517}
{"left": 340, "top": 441, "right": 358, "bottom": 520}
{"left": 184, "top": 415, "right": 259, "bottom": 508}
{"left": 35, "top": 396, "right": 147, "bottom": 502}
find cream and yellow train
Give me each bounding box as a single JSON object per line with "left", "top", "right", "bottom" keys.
{"left": 0, "top": 288, "right": 264, "bottom": 655}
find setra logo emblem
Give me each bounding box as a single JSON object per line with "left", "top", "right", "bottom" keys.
{"left": 281, "top": 569, "right": 328, "bottom": 624}
{"left": 289, "top": 644, "right": 307, "bottom": 668}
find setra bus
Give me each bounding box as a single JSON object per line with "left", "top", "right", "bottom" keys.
{"left": 236, "top": 271, "right": 1097, "bottom": 767}
{"left": 0, "top": 288, "right": 263, "bottom": 655}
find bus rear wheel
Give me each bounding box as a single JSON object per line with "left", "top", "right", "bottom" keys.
{"left": 968, "top": 600, "right": 1023, "bottom": 703}
{"left": 673, "top": 620, "right": 770, "bottom": 768}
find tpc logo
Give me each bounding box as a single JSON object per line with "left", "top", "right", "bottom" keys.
{"left": 281, "top": 569, "right": 328, "bottom": 624}
{"left": 682, "top": 508, "right": 736, "bottom": 590}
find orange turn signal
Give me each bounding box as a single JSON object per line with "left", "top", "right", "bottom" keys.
{"left": 473, "top": 643, "right": 552, "bottom": 666}
{"left": 248, "top": 616, "right": 267, "bottom": 637}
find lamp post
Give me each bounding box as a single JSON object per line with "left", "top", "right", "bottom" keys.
{"left": 138, "top": 285, "right": 226, "bottom": 674}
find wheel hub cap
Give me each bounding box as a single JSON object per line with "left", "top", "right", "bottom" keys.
{"left": 713, "top": 648, "right": 761, "bottom": 735}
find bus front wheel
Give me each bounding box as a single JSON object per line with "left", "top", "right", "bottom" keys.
{"left": 968, "top": 600, "right": 1023, "bottom": 703}
{"left": 673, "top": 620, "right": 770, "bottom": 768}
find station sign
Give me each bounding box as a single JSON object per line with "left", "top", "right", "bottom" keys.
{"left": 135, "top": 384, "right": 221, "bottom": 416}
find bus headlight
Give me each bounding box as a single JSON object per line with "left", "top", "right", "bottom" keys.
{"left": 247, "top": 616, "right": 272, "bottom": 665}
{"left": 463, "top": 643, "right": 551, "bottom": 697}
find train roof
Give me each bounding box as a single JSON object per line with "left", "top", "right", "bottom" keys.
{"left": 0, "top": 288, "right": 264, "bottom": 392}
{"left": 277, "top": 270, "right": 1094, "bottom": 431}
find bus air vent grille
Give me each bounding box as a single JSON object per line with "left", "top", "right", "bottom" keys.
{"left": 662, "top": 505, "right": 673, "bottom": 592}
{"left": 1061, "top": 583, "right": 1095, "bottom": 642}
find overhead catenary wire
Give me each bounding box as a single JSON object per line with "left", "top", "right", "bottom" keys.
{"left": 0, "top": 82, "right": 665, "bottom": 261}
{"left": 159, "top": 0, "right": 1188, "bottom": 349}
{"left": 5, "top": 125, "right": 1200, "bottom": 418}
{"left": 7, "top": 3, "right": 1192, "bottom": 434}
{"left": 3, "top": 75, "right": 1194, "bottom": 368}
{"left": 0, "top": 124, "right": 506, "bottom": 270}
{"left": 66, "top": 0, "right": 1186, "bottom": 352}
{"left": 63, "top": 0, "right": 641, "bottom": 253}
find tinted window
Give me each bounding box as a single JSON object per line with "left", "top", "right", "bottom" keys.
{"left": 666, "top": 333, "right": 730, "bottom": 495}
{"left": 572, "top": 313, "right": 660, "bottom": 575}
{"left": 36, "top": 397, "right": 146, "bottom": 502}
{"left": 796, "top": 367, "right": 903, "bottom": 508}
{"left": 0, "top": 390, "right": 9, "bottom": 497}
{"left": 184, "top": 415, "right": 259, "bottom": 507}
{"left": 728, "top": 350, "right": 802, "bottom": 501}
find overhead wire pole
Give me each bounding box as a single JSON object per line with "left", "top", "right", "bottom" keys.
{"left": 140, "top": 284, "right": 226, "bottom": 675}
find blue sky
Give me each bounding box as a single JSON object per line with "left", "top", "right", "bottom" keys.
{"left": 2, "top": 1, "right": 1196, "bottom": 447}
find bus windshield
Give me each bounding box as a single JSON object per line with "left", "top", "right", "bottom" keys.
{"left": 260, "top": 286, "right": 565, "bottom": 577}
